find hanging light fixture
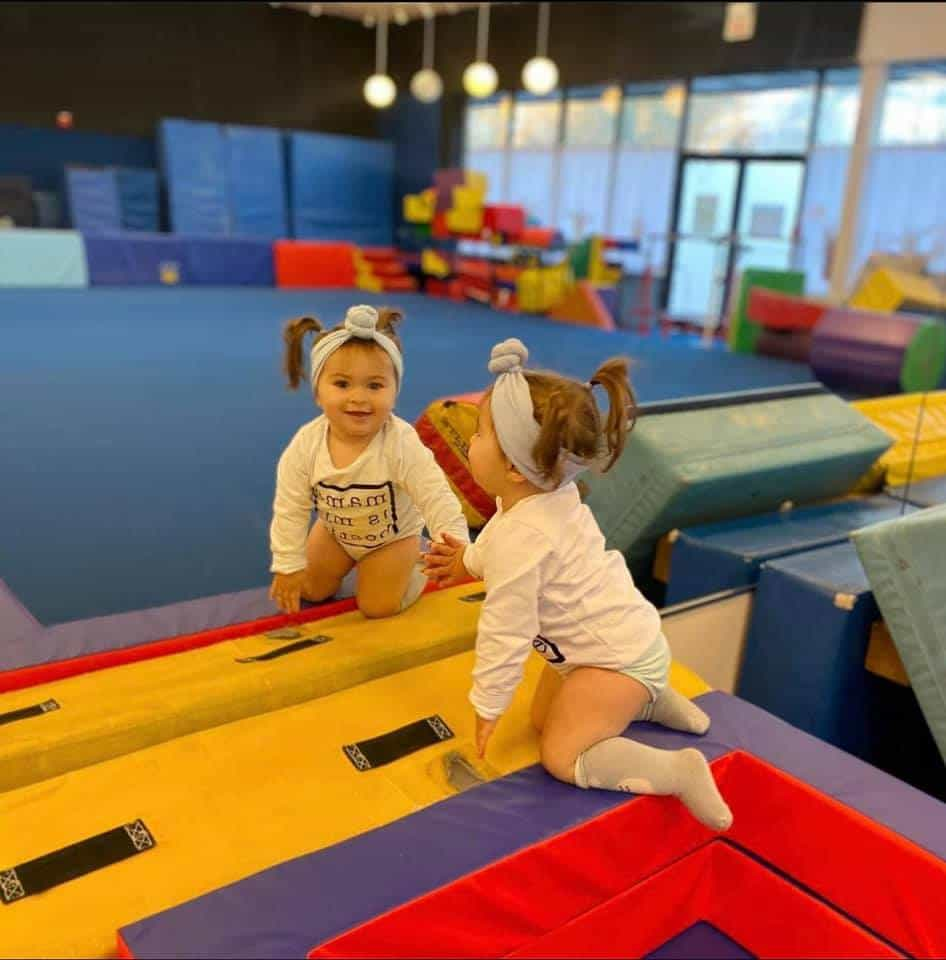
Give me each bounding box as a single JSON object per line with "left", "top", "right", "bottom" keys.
{"left": 411, "top": 11, "right": 443, "bottom": 103}
{"left": 521, "top": 2, "right": 558, "bottom": 96}
{"left": 463, "top": 4, "right": 498, "bottom": 99}
{"left": 364, "top": 14, "right": 396, "bottom": 109}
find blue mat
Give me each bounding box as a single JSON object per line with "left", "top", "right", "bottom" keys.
{"left": 887, "top": 475, "right": 946, "bottom": 508}
{"left": 116, "top": 168, "right": 160, "bottom": 232}
{"left": 225, "top": 125, "right": 287, "bottom": 238}
{"left": 0, "top": 289, "right": 814, "bottom": 626}
{"left": 0, "top": 229, "right": 88, "bottom": 287}
{"left": 666, "top": 495, "right": 917, "bottom": 604}
{"left": 83, "top": 231, "right": 187, "bottom": 285}
{"left": 65, "top": 167, "right": 121, "bottom": 232}
{"left": 183, "top": 235, "right": 274, "bottom": 286}
{"left": 159, "top": 118, "right": 230, "bottom": 235}
{"left": 288, "top": 131, "right": 394, "bottom": 244}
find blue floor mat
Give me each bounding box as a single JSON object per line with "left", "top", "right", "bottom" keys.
{"left": 0, "top": 289, "right": 814, "bottom": 625}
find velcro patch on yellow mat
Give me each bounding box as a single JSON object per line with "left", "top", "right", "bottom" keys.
{"left": 0, "top": 645, "right": 707, "bottom": 959}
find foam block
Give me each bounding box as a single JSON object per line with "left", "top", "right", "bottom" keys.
{"left": 548, "top": 280, "right": 616, "bottom": 329}
{"left": 728, "top": 269, "right": 805, "bottom": 354}
{"left": 811, "top": 309, "right": 946, "bottom": 395}
{"left": 666, "top": 495, "right": 916, "bottom": 605}
{"left": 274, "top": 240, "right": 356, "bottom": 288}
{"left": 853, "top": 506, "right": 946, "bottom": 764}
{"left": 747, "top": 287, "right": 827, "bottom": 332}
{"left": 0, "top": 585, "right": 482, "bottom": 792}
{"left": 850, "top": 266, "right": 946, "bottom": 315}
{"left": 582, "top": 392, "right": 893, "bottom": 578}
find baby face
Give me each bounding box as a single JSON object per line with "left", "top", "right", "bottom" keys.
{"left": 316, "top": 343, "right": 397, "bottom": 442}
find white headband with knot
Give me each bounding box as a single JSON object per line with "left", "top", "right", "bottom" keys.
{"left": 309, "top": 305, "right": 404, "bottom": 395}
{"left": 487, "top": 338, "right": 596, "bottom": 491}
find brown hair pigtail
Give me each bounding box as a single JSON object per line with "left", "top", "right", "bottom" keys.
{"left": 589, "top": 357, "right": 636, "bottom": 471}
{"left": 282, "top": 316, "right": 324, "bottom": 390}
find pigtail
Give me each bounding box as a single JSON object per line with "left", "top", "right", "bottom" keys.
{"left": 531, "top": 382, "right": 602, "bottom": 486}
{"left": 375, "top": 306, "right": 404, "bottom": 352}
{"left": 282, "top": 316, "right": 324, "bottom": 390}
{"left": 588, "top": 357, "right": 636, "bottom": 471}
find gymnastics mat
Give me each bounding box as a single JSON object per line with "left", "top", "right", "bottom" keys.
{"left": 582, "top": 387, "right": 892, "bottom": 579}
{"left": 120, "top": 691, "right": 946, "bottom": 960}
{"left": 0, "top": 643, "right": 708, "bottom": 958}
{"left": 0, "top": 584, "right": 481, "bottom": 792}
{"left": 887, "top": 475, "right": 946, "bottom": 508}
{"left": 853, "top": 506, "right": 946, "bottom": 764}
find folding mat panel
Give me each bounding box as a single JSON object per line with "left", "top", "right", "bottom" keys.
{"left": 666, "top": 495, "right": 916, "bottom": 604}
{"left": 0, "top": 584, "right": 483, "bottom": 792}
{"left": 64, "top": 167, "right": 122, "bottom": 232}
{"left": 117, "top": 692, "right": 946, "bottom": 960}
{"left": 0, "top": 229, "right": 89, "bottom": 287}
{"left": 853, "top": 506, "right": 946, "bottom": 763}
{"left": 581, "top": 387, "right": 892, "bottom": 579}
{"left": 287, "top": 132, "right": 394, "bottom": 245}
{"left": 887, "top": 475, "right": 946, "bottom": 507}
{"left": 159, "top": 119, "right": 230, "bottom": 236}
{"left": 180, "top": 235, "right": 275, "bottom": 286}
{"left": 0, "top": 646, "right": 708, "bottom": 958}
{"left": 116, "top": 168, "right": 160, "bottom": 232}
{"left": 82, "top": 231, "right": 189, "bottom": 286}
{"left": 737, "top": 540, "right": 943, "bottom": 792}
{"left": 224, "top": 124, "right": 288, "bottom": 239}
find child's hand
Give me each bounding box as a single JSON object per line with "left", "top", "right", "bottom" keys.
{"left": 270, "top": 571, "right": 308, "bottom": 614}
{"left": 475, "top": 713, "right": 498, "bottom": 758}
{"left": 423, "top": 532, "right": 470, "bottom": 586}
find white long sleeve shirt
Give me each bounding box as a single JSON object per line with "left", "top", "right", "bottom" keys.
{"left": 270, "top": 414, "right": 469, "bottom": 574}
{"left": 463, "top": 483, "right": 662, "bottom": 719}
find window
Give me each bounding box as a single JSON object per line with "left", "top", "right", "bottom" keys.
{"left": 880, "top": 61, "right": 946, "bottom": 146}
{"left": 815, "top": 69, "right": 861, "bottom": 147}
{"left": 621, "top": 84, "right": 685, "bottom": 149}
{"left": 685, "top": 72, "right": 817, "bottom": 154}
{"left": 511, "top": 95, "right": 561, "bottom": 149}
{"left": 465, "top": 97, "right": 510, "bottom": 151}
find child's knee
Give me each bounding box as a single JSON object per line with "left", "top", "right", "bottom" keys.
{"left": 357, "top": 595, "right": 401, "bottom": 619}
{"left": 540, "top": 738, "right": 576, "bottom": 785}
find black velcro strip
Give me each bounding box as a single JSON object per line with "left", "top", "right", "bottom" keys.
{"left": 460, "top": 591, "right": 486, "bottom": 603}
{"left": 0, "top": 699, "right": 60, "bottom": 728}
{"left": 235, "top": 635, "right": 331, "bottom": 663}
{"left": 343, "top": 715, "right": 454, "bottom": 771}
{"left": 1, "top": 819, "right": 155, "bottom": 905}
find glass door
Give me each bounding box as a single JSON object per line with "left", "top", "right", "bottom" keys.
{"left": 733, "top": 159, "right": 805, "bottom": 274}
{"left": 667, "top": 158, "right": 739, "bottom": 324}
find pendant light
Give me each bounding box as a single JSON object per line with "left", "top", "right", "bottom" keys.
{"left": 522, "top": 2, "right": 558, "bottom": 96}
{"left": 463, "top": 4, "right": 498, "bottom": 99}
{"left": 364, "top": 14, "right": 396, "bottom": 109}
{"left": 411, "top": 12, "right": 443, "bottom": 103}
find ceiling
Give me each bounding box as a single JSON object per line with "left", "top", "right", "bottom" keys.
{"left": 274, "top": 2, "right": 484, "bottom": 25}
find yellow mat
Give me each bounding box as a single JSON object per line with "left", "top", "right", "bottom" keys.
{"left": 849, "top": 266, "right": 946, "bottom": 314}
{"left": 853, "top": 391, "right": 946, "bottom": 489}
{"left": 0, "top": 584, "right": 485, "bottom": 793}
{"left": 0, "top": 646, "right": 709, "bottom": 959}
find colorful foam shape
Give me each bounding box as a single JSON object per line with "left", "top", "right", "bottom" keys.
{"left": 547, "top": 280, "right": 615, "bottom": 330}
{"left": 755, "top": 327, "right": 813, "bottom": 364}
{"left": 120, "top": 691, "right": 946, "bottom": 960}
{"left": 850, "top": 266, "right": 946, "bottom": 315}
{"left": 854, "top": 392, "right": 946, "bottom": 488}
{"left": 0, "top": 642, "right": 707, "bottom": 958}
{"left": 853, "top": 506, "right": 946, "bottom": 764}
{"left": 746, "top": 286, "right": 827, "bottom": 332}
{"left": 728, "top": 268, "right": 805, "bottom": 354}
{"left": 414, "top": 392, "right": 493, "bottom": 529}
{"left": 0, "top": 229, "right": 89, "bottom": 288}
{"left": 811, "top": 308, "right": 946, "bottom": 396}
{"left": 737, "top": 541, "right": 943, "bottom": 793}
{"left": 273, "top": 240, "right": 356, "bottom": 288}
{"left": 666, "top": 495, "right": 917, "bottom": 605}
{"left": 582, "top": 388, "right": 892, "bottom": 579}
{"left": 0, "top": 584, "right": 473, "bottom": 792}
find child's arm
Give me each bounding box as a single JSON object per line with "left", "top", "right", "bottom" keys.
{"left": 469, "top": 526, "right": 550, "bottom": 734}
{"left": 397, "top": 428, "right": 471, "bottom": 545}
{"left": 269, "top": 433, "right": 315, "bottom": 577}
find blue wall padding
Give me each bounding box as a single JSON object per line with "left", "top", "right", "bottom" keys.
{"left": 377, "top": 97, "right": 441, "bottom": 227}
{"left": 65, "top": 167, "right": 121, "bottom": 232}
{"left": 737, "top": 542, "right": 941, "bottom": 787}
{"left": 116, "top": 168, "right": 160, "bottom": 232}
{"left": 225, "top": 125, "right": 287, "bottom": 239}
{"left": 159, "top": 119, "right": 230, "bottom": 236}
{"left": 666, "top": 495, "right": 917, "bottom": 604}
{"left": 181, "top": 236, "right": 274, "bottom": 286}
{"left": 0, "top": 230, "right": 89, "bottom": 287}
{"left": 287, "top": 131, "right": 394, "bottom": 245}
{"left": 83, "top": 232, "right": 189, "bottom": 286}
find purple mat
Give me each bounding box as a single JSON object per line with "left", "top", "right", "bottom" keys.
{"left": 0, "top": 571, "right": 356, "bottom": 676}
{"left": 756, "top": 328, "right": 811, "bottom": 364}
{"left": 119, "top": 691, "right": 946, "bottom": 959}
{"left": 647, "top": 922, "right": 753, "bottom": 960}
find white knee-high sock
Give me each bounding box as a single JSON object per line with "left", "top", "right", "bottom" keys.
{"left": 636, "top": 686, "right": 710, "bottom": 735}
{"left": 574, "top": 737, "right": 732, "bottom": 831}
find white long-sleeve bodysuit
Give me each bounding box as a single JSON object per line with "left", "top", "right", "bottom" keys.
{"left": 463, "top": 483, "right": 666, "bottom": 719}
{"left": 270, "top": 414, "right": 469, "bottom": 572}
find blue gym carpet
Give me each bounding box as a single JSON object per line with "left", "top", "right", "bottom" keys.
{"left": 0, "top": 288, "right": 814, "bottom": 626}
